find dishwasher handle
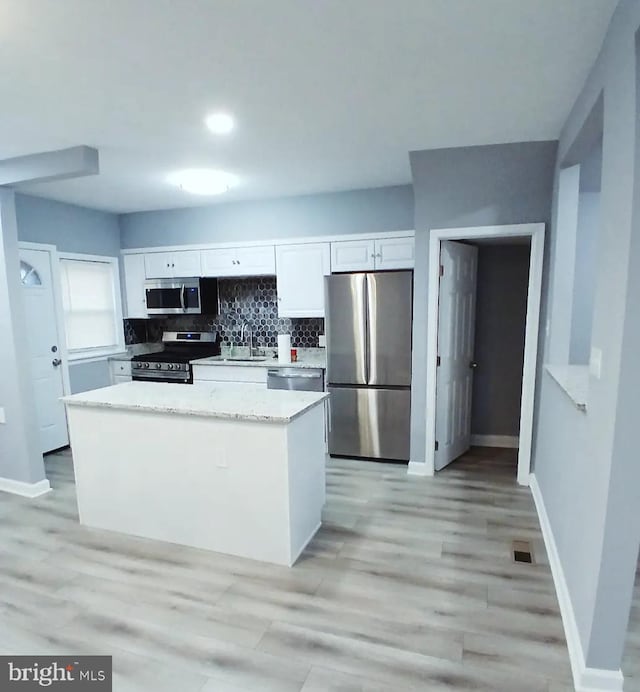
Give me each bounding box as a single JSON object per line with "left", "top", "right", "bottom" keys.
{"left": 267, "top": 370, "right": 322, "bottom": 379}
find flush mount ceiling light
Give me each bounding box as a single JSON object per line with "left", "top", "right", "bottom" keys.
{"left": 168, "top": 168, "right": 237, "bottom": 195}
{"left": 205, "top": 112, "right": 235, "bottom": 135}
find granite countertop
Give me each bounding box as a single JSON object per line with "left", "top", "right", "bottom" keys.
{"left": 545, "top": 364, "right": 588, "bottom": 411}
{"left": 62, "top": 381, "right": 328, "bottom": 423}
{"left": 191, "top": 348, "right": 326, "bottom": 370}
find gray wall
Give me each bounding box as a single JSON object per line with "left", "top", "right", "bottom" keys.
{"left": 15, "top": 193, "right": 120, "bottom": 256}
{"left": 68, "top": 360, "right": 111, "bottom": 394}
{"left": 408, "top": 140, "right": 557, "bottom": 465}
{"left": 532, "top": 0, "right": 640, "bottom": 671}
{"left": 570, "top": 191, "right": 600, "bottom": 364}
{"left": 15, "top": 193, "right": 121, "bottom": 394}
{"left": 471, "top": 244, "right": 530, "bottom": 438}
{"left": 119, "top": 185, "right": 414, "bottom": 248}
{"left": 0, "top": 190, "right": 46, "bottom": 484}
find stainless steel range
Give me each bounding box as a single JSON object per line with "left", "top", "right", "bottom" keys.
{"left": 132, "top": 331, "right": 221, "bottom": 384}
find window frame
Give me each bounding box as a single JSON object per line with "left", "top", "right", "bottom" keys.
{"left": 58, "top": 252, "right": 125, "bottom": 362}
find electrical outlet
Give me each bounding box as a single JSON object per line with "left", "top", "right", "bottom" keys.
{"left": 590, "top": 347, "right": 603, "bottom": 379}
{"left": 318, "top": 335, "right": 326, "bottom": 347}
{"left": 0, "top": 407, "right": 5, "bottom": 424}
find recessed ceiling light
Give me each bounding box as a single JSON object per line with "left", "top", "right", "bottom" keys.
{"left": 205, "top": 112, "right": 234, "bottom": 135}
{"left": 168, "top": 169, "right": 237, "bottom": 195}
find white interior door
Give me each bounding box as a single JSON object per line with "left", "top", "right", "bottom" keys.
{"left": 435, "top": 240, "right": 478, "bottom": 470}
{"left": 19, "top": 247, "right": 69, "bottom": 453}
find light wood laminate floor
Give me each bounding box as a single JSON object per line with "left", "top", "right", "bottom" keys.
{"left": 0, "top": 446, "right": 573, "bottom": 691}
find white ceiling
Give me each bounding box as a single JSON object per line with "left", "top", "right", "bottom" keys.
{"left": 0, "top": 0, "right": 616, "bottom": 213}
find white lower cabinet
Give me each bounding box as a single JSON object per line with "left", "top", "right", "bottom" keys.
{"left": 275, "top": 243, "right": 331, "bottom": 318}
{"left": 192, "top": 365, "right": 268, "bottom": 386}
{"left": 110, "top": 359, "right": 132, "bottom": 385}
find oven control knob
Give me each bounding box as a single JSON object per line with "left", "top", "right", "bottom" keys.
{"left": 134, "top": 362, "right": 142, "bottom": 369}
{"left": 143, "top": 363, "right": 150, "bottom": 369}
{"left": 155, "top": 363, "right": 162, "bottom": 369}
{"left": 167, "top": 363, "right": 174, "bottom": 370}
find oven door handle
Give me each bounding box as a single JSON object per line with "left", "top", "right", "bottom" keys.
{"left": 180, "top": 284, "right": 186, "bottom": 312}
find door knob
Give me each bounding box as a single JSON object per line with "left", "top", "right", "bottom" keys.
{"left": 51, "top": 345, "right": 58, "bottom": 353}
{"left": 470, "top": 361, "right": 478, "bottom": 369}
{"left": 52, "top": 358, "right": 62, "bottom": 367}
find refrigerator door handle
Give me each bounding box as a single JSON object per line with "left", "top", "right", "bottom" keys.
{"left": 366, "top": 273, "right": 375, "bottom": 385}
{"left": 363, "top": 274, "right": 369, "bottom": 385}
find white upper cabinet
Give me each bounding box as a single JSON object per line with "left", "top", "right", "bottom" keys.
{"left": 331, "top": 239, "right": 376, "bottom": 272}
{"left": 276, "top": 243, "right": 331, "bottom": 318}
{"left": 122, "top": 254, "right": 147, "bottom": 318}
{"left": 201, "top": 246, "right": 275, "bottom": 277}
{"left": 330, "top": 236, "right": 415, "bottom": 272}
{"left": 144, "top": 250, "right": 201, "bottom": 278}
{"left": 375, "top": 236, "right": 415, "bottom": 270}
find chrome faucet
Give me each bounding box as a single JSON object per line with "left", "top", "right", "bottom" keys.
{"left": 240, "top": 322, "right": 254, "bottom": 354}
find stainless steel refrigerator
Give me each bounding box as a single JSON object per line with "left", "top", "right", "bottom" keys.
{"left": 325, "top": 271, "right": 412, "bottom": 461}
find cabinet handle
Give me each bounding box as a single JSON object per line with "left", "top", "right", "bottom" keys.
{"left": 371, "top": 253, "right": 376, "bottom": 259}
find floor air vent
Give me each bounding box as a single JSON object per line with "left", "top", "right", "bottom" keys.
{"left": 512, "top": 540, "right": 534, "bottom": 564}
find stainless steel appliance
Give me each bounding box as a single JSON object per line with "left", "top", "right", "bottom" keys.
{"left": 325, "top": 271, "right": 412, "bottom": 461}
{"left": 144, "top": 278, "right": 219, "bottom": 316}
{"left": 132, "top": 331, "right": 220, "bottom": 384}
{"left": 267, "top": 368, "right": 324, "bottom": 392}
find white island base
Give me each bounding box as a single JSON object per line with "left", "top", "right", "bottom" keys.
{"left": 64, "top": 383, "right": 327, "bottom": 566}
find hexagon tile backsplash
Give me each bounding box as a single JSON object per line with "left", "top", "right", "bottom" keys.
{"left": 124, "top": 276, "right": 324, "bottom": 348}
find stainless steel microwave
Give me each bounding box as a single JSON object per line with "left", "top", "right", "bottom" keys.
{"left": 144, "top": 278, "right": 219, "bottom": 316}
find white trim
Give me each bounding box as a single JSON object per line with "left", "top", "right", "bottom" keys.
{"left": 407, "top": 461, "right": 430, "bottom": 476}
{"left": 58, "top": 252, "right": 126, "bottom": 356}
{"left": 0, "top": 477, "right": 51, "bottom": 498}
{"left": 67, "top": 349, "right": 125, "bottom": 364}
{"left": 18, "top": 242, "right": 72, "bottom": 400}
{"left": 120, "top": 229, "right": 415, "bottom": 255}
{"left": 470, "top": 434, "right": 519, "bottom": 448}
{"left": 422, "top": 223, "right": 545, "bottom": 485}
{"left": 289, "top": 522, "right": 322, "bottom": 566}
{"left": 530, "top": 474, "right": 624, "bottom": 692}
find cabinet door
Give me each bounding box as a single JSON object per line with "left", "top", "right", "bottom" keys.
{"left": 331, "top": 239, "right": 375, "bottom": 273}
{"left": 112, "top": 374, "right": 132, "bottom": 385}
{"left": 276, "top": 243, "right": 330, "bottom": 318}
{"left": 201, "top": 248, "right": 237, "bottom": 277}
{"left": 171, "top": 250, "right": 201, "bottom": 277}
{"left": 235, "top": 246, "right": 276, "bottom": 275}
{"left": 144, "top": 252, "right": 174, "bottom": 279}
{"left": 374, "top": 237, "right": 415, "bottom": 270}
{"left": 123, "top": 254, "right": 147, "bottom": 318}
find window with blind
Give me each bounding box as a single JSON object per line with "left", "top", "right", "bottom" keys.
{"left": 59, "top": 257, "right": 122, "bottom": 356}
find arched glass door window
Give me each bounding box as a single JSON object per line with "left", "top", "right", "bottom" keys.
{"left": 20, "top": 260, "right": 42, "bottom": 287}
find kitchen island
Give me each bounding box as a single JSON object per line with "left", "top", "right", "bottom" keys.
{"left": 62, "top": 381, "right": 328, "bottom": 566}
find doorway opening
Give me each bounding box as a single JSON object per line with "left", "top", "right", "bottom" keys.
{"left": 419, "top": 223, "right": 545, "bottom": 486}
{"left": 454, "top": 238, "right": 531, "bottom": 479}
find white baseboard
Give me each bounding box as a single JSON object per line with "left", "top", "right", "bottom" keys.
{"left": 529, "top": 474, "right": 624, "bottom": 692}
{"left": 470, "top": 434, "right": 519, "bottom": 448}
{"left": 0, "top": 476, "right": 51, "bottom": 498}
{"left": 407, "top": 461, "right": 432, "bottom": 476}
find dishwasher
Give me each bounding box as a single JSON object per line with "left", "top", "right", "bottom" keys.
{"left": 267, "top": 368, "right": 325, "bottom": 392}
